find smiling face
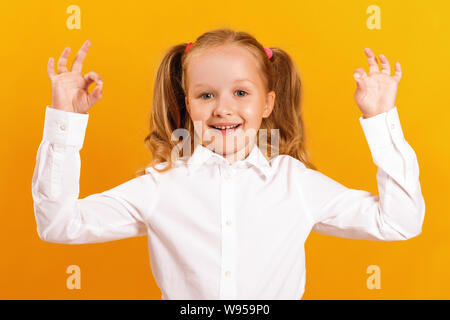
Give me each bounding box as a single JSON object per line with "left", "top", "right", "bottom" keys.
{"left": 184, "top": 44, "right": 275, "bottom": 163}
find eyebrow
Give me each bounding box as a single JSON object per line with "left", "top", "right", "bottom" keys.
{"left": 193, "top": 79, "right": 255, "bottom": 88}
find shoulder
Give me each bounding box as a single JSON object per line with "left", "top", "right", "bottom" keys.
{"left": 269, "top": 153, "right": 307, "bottom": 175}
{"left": 144, "top": 159, "right": 189, "bottom": 180}
{"left": 270, "top": 154, "right": 336, "bottom": 183}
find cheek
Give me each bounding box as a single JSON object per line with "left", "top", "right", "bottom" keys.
{"left": 240, "top": 105, "right": 264, "bottom": 127}
{"left": 188, "top": 105, "right": 209, "bottom": 122}
{"left": 188, "top": 106, "right": 211, "bottom": 138}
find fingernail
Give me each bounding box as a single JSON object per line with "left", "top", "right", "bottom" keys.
{"left": 354, "top": 73, "right": 361, "bottom": 79}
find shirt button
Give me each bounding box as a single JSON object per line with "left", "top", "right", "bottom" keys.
{"left": 59, "top": 124, "right": 66, "bottom": 131}
{"left": 226, "top": 219, "right": 232, "bottom": 226}
{"left": 390, "top": 123, "right": 395, "bottom": 129}
{"left": 225, "top": 271, "right": 231, "bottom": 278}
{"left": 223, "top": 171, "right": 232, "bottom": 179}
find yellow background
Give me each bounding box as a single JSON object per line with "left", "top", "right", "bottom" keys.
{"left": 1, "top": 0, "right": 448, "bottom": 299}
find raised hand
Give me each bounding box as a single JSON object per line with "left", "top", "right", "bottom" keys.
{"left": 353, "top": 48, "right": 402, "bottom": 118}
{"left": 47, "top": 40, "right": 103, "bottom": 114}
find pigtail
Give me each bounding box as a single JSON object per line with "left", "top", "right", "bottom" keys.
{"left": 135, "top": 44, "right": 192, "bottom": 176}
{"left": 261, "top": 47, "right": 317, "bottom": 170}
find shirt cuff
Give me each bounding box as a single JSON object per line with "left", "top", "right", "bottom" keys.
{"left": 42, "top": 106, "right": 89, "bottom": 148}
{"left": 359, "top": 106, "right": 406, "bottom": 151}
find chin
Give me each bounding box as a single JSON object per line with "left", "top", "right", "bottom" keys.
{"left": 200, "top": 126, "right": 255, "bottom": 155}
{"left": 208, "top": 137, "right": 248, "bottom": 156}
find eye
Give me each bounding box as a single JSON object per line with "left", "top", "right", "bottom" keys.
{"left": 235, "top": 90, "right": 248, "bottom": 97}
{"left": 198, "top": 90, "right": 248, "bottom": 100}
{"left": 200, "top": 93, "right": 213, "bottom": 100}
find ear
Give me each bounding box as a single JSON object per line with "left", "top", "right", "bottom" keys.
{"left": 185, "top": 96, "right": 190, "bottom": 114}
{"left": 262, "top": 90, "right": 276, "bottom": 118}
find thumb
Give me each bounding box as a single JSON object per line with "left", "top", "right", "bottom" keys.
{"left": 353, "top": 68, "right": 367, "bottom": 91}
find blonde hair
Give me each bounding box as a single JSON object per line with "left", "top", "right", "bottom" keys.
{"left": 135, "top": 28, "right": 317, "bottom": 177}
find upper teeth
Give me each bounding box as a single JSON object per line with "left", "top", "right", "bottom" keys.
{"left": 213, "top": 124, "right": 240, "bottom": 129}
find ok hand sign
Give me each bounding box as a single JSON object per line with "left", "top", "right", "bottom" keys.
{"left": 353, "top": 48, "right": 402, "bottom": 119}
{"left": 47, "top": 40, "right": 103, "bottom": 114}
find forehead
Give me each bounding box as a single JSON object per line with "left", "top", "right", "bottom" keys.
{"left": 186, "top": 45, "right": 263, "bottom": 88}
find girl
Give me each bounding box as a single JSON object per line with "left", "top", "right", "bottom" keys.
{"left": 32, "top": 28, "right": 425, "bottom": 299}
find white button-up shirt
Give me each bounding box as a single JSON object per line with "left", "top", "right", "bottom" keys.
{"left": 32, "top": 106, "right": 425, "bottom": 300}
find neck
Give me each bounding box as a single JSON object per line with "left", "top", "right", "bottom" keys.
{"left": 203, "top": 141, "right": 255, "bottom": 165}
{"left": 225, "top": 141, "right": 254, "bottom": 164}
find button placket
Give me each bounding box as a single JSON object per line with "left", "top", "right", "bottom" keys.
{"left": 219, "top": 166, "right": 237, "bottom": 299}
{"left": 50, "top": 144, "right": 65, "bottom": 199}
{"left": 386, "top": 110, "right": 413, "bottom": 187}
{"left": 48, "top": 119, "right": 69, "bottom": 198}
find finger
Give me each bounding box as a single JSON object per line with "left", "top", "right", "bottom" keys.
{"left": 87, "top": 85, "right": 103, "bottom": 107}
{"left": 353, "top": 68, "right": 367, "bottom": 91}
{"left": 83, "top": 71, "right": 103, "bottom": 88}
{"left": 47, "top": 57, "right": 56, "bottom": 81}
{"left": 393, "top": 62, "right": 402, "bottom": 82}
{"left": 72, "top": 40, "right": 91, "bottom": 74}
{"left": 364, "top": 47, "right": 379, "bottom": 75}
{"left": 378, "top": 54, "right": 391, "bottom": 75}
{"left": 353, "top": 67, "right": 368, "bottom": 80}
{"left": 57, "top": 47, "right": 71, "bottom": 73}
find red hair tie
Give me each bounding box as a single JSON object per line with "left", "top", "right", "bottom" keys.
{"left": 185, "top": 42, "right": 273, "bottom": 60}
{"left": 264, "top": 47, "right": 273, "bottom": 59}
{"left": 185, "top": 42, "right": 194, "bottom": 52}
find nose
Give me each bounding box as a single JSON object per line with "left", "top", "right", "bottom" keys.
{"left": 213, "top": 95, "right": 234, "bottom": 117}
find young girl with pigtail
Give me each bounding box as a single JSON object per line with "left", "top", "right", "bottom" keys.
{"left": 32, "top": 28, "right": 424, "bottom": 299}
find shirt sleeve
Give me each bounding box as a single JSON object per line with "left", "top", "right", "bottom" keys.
{"left": 31, "top": 106, "right": 158, "bottom": 244}
{"left": 298, "top": 106, "right": 425, "bottom": 241}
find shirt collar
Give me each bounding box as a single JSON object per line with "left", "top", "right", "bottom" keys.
{"left": 186, "top": 143, "right": 275, "bottom": 179}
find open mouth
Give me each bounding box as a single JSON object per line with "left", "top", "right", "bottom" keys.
{"left": 209, "top": 123, "right": 242, "bottom": 135}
